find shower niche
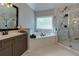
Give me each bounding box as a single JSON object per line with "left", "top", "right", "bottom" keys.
{"left": 57, "top": 8, "right": 79, "bottom": 52}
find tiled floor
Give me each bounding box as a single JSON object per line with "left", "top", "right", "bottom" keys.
{"left": 22, "top": 43, "right": 79, "bottom": 56}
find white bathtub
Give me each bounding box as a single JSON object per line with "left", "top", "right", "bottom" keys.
{"left": 36, "top": 33, "right": 56, "bottom": 39}
{"left": 29, "top": 32, "right": 57, "bottom": 51}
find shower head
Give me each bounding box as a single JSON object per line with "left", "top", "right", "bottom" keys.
{"left": 62, "top": 6, "right": 69, "bottom": 12}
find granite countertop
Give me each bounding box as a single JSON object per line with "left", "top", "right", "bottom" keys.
{"left": 0, "top": 30, "right": 25, "bottom": 40}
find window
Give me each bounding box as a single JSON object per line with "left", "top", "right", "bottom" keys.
{"left": 36, "top": 16, "right": 53, "bottom": 30}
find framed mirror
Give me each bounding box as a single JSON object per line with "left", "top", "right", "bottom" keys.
{"left": 0, "top": 4, "right": 18, "bottom": 31}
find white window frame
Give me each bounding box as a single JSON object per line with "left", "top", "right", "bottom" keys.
{"left": 35, "top": 16, "right": 53, "bottom": 30}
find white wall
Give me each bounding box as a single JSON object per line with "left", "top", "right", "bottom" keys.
{"left": 14, "top": 4, "right": 35, "bottom": 51}
{"left": 15, "top": 3, "right": 35, "bottom": 32}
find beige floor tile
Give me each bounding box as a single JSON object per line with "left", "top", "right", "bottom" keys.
{"left": 22, "top": 44, "right": 79, "bottom": 56}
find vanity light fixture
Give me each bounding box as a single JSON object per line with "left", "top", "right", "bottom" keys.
{"left": 1, "top": 3, "right": 14, "bottom": 8}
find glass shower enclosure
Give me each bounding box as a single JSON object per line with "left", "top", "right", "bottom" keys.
{"left": 57, "top": 8, "right": 79, "bottom": 51}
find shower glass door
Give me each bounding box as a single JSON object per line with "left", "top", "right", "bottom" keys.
{"left": 57, "top": 14, "right": 70, "bottom": 46}
{"left": 69, "top": 10, "right": 79, "bottom": 51}
{"left": 57, "top": 9, "right": 79, "bottom": 52}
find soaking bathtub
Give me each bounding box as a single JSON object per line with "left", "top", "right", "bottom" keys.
{"left": 29, "top": 32, "right": 57, "bottom": 51}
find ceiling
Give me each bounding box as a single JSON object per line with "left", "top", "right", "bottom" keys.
{"left": 27, "top": 3, "right": 78, "bottom": 11}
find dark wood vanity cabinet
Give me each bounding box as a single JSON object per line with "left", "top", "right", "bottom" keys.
{"left": 0, "top": 38, "right": 13, "bottom": 56}
{"left": 13, "top": 34, "right": 28, "bottom": 56}
{"left": 0, "top": 41, "right": 2, "bottom": 49}
{"left": 0, "top": 33, "right": 28, "bottom": 56}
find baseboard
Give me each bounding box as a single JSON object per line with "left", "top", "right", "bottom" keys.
{"left": 22, "top": 49, "right": 32, "bottom": 56}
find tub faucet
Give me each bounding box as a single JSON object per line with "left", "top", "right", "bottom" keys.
{"left": 40, "top": 32, "right": 46, "bottom": 36}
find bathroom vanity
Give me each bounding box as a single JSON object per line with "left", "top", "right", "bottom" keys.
{"left": 0, "top": 31, "right": 28, "bottom": 56}
{"left": 0, "top": 4, "right": 28, "bottom": 56}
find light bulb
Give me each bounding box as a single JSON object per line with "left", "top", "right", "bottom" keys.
{"left": 10, "top": 4, "right": 13, "bottom": 7}
{"left": 1, "top": 3, "right": 5, "bottom": 6}
{"left": 7, "top": 4, "right": 10, "bottom": 8}
{"left": 1, "top": 3, "right": 13, "bottom": 8}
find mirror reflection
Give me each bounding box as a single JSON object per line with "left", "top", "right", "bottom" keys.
{"left": 0, "top": 4, "right": 17, "bottom": 29}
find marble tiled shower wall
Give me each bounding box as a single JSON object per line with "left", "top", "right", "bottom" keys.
{"left": 0, "top": 18, "right": 16, "bottom": 29}
{"left": 54, "top": 4, "right": 79, "bottom": 28}
{"left": 54, "top": 3, "right": 79, "bottom": 51}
